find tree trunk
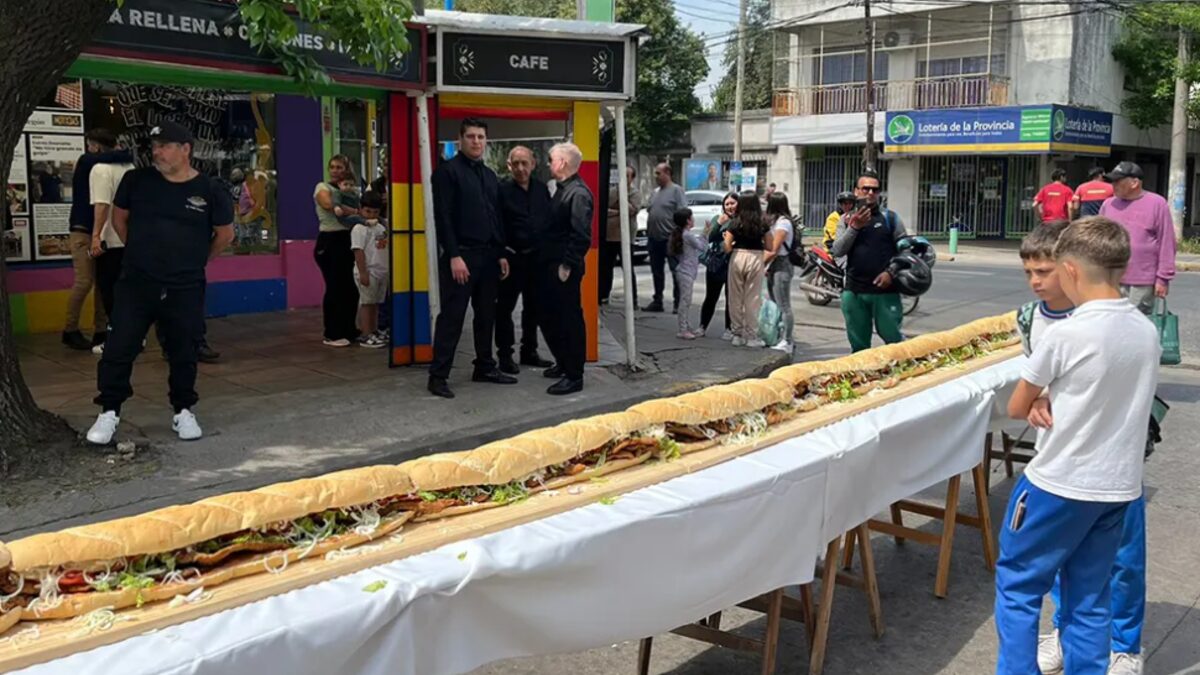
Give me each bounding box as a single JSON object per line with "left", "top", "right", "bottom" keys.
{"left": 0, "top": 0, "right": 112, "bottom": 469}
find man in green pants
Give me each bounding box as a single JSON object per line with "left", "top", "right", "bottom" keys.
{"left": 830, "top": 170, "right": 907, "bottom": 352}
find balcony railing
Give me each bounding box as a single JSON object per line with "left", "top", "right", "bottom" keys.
{"left": 772, "top": 74, "right": 1010, "bottom": 117}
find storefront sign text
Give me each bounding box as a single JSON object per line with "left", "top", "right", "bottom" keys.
{"left": 884, "top": 105, "right": 1112, "bottom": 156}
{"left": 439, "top": 32, "right": 628, "bottom": 97}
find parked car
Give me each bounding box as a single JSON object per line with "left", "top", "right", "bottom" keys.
{"left": 631, "top": 190, "right": 726, "bottom": 263}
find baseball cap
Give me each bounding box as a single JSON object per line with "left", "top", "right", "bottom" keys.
{"left": 149, "top": 121, "right": 194, "bottom": 145}
{"left": 1106, "top": 161, "right": 1143, "bottom": 182}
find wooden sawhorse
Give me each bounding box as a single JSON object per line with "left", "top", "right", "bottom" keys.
{"left": 636, "top": 522, "right": 883, "bottom": 675}
{"left": 859, "top": 454, "right": 996, "bottom": 599}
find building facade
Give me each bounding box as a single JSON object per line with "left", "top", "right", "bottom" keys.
{"left": 768, "top": 0, "right": 1200, "bottom": 239}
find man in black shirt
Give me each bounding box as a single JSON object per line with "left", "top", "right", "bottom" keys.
{"left": 87, "top": 121, "right": 234, "bottom": 445}
{"left": 830, "top": 170, "right": 908, "bottom": 352}
{"left": 539, "top": 143, "right": 594, "bottom": 395}
{"left": 495, "top": 146, "right": 553, "bottom": 375}
{"left": 427, "top": 118, "right": 517, "bottom": 399}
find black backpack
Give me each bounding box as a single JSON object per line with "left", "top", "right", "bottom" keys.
{"left": 781, "top": 216, "right": 805, "bottom": 266}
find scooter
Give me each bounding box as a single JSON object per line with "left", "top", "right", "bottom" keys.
{"left": 796, "top": 245, "right": 920, "bottom": 316}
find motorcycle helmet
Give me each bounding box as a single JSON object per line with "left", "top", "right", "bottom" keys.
{"left": 896, "top": 235, "right": 937, "bottom": 268}
{"left": 835, "top": 191, "right": 855, "bottom": 213}
{"left": 888, "top": 252, "right": 932, "bottom": 297}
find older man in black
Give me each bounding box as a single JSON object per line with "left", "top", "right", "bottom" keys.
{"left": 427, "top": 118, "right": 516, "bottom": 399}
{"left": 495, "top": 146, "right": 553, "bottom": 375}
{"left": 539, "top": 143, "right": 594, "bottom": 396}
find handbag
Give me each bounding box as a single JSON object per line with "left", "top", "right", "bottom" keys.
{"left": 1152, "top": 298, "right": 1181, "bottom": 366}
{"left": 700, "top": 216, "right": 730, "bottom": 277}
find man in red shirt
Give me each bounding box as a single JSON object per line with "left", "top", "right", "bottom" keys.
{"left": 1070, "top": 166, "right": 1114, "bottom": 218}
{"left": 1034, "top": 169, "right": 1074, "bottom": 222}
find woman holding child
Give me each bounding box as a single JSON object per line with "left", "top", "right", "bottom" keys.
{"left": 313, "top": 155, "right": 362, "bottom": 347}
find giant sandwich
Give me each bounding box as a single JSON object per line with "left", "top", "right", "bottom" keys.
{"left": 0, "top": 312, "right": 1019, "bottom": 632}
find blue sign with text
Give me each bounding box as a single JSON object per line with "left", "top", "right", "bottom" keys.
{"left": 884, "top": 105, "right": 1112, "bottom": 156}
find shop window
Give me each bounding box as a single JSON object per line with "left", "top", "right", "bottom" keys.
{"left": 337, "top": 99, "right": 388, "bottom": 187}
{"left": 82, "top": 80, "right": 278, "bottom": 255}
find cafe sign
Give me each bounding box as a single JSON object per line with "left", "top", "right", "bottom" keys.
{"left": 437, "top": 31, "right": 633, "bottom": 99}
{"left": 84, "top": 0, "right": 426, "bottom": 90}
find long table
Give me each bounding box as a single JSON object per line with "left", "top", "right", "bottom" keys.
{"left": 13, "top": 358, "right": 1022, "bottom": 675}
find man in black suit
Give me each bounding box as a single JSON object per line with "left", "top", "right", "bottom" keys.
{"left": 539, "top": 143, "right": 593, "bottom": 395}
{"left": 427, "top": 118, "right": 517, "bottom": 399}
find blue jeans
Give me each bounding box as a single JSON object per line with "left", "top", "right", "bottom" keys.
{"left": 1050, "top": 494, "right": 1146, "bottom": 654}
{"left": 995, "top": 475, "right": 1130, "bottom": 675}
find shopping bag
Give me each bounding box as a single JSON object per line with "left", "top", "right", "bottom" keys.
{"left": 1152, "top": 298, "right": 1181, "bottom": 366}
{"left": 758, "top": 287, "right": 781, "bottom": 346}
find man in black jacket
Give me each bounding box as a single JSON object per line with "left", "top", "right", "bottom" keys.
{"left": 539, "top": 143, "right": 594, "bottom": 395}
{"left": 427, "top": 118, "right": 517, "bottom": 399}
{"left": 495, "top": 145, "right": 553, "bottom": 374}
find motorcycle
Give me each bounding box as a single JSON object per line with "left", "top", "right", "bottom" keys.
{"left": 796, "top": 245, "right": 921, "bottom": 316}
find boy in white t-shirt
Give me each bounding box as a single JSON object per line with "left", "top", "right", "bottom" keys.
{"left": 999, "top": 216, "right": 1160, "bottom": 675}
{"left": 350, "top": 192, "right": 388, "bottom": 348}
{"left": 89, "top": 155, "right": 135, "bottom": 355}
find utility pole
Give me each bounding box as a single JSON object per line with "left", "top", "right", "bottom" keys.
{"left": 733, "top": 0, "right": 748, "bottom": 162}
{"left": 863, "top": 0, "right": 876, "bottom": 171}
{"left": 1168, "top": 29, "right": 1189, "bottom": 242}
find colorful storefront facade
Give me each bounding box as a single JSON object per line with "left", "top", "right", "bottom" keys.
{"left": 6, "top": 2, "right": 643, "bottom": 370}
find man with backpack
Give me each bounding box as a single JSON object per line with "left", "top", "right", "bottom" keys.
{"left": 830, "top": 170, "right": 909, "bottom": 352}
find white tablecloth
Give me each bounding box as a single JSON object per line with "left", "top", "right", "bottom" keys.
{"left": 18, "top": 359, "right": 1021, "bottom": 675}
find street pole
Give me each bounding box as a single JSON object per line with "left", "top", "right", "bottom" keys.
{"left": 733, "top": 0, "right": 748, "bottom": 162}
{"left": 1168, "top": 29, "right": 1189, "bottom": 242}
{"left": 614, "top": 105, "right": 638, "bottom": 368}
{"left": 863, "top": 0, "right": 876, "bottom": 171}
{"left": 415, "top": 94, "right": 439, "bottom": 320}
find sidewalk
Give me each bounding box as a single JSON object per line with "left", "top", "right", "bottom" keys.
{"left": 6, "top": 299, "right": 821, "bottom": 539}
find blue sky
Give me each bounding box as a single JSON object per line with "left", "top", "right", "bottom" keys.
{"left": 673, "top": 0, "right": 731, "bottom": 107}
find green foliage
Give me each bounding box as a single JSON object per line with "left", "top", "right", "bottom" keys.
{"left": 1112, "top": 4, "right": 1200, "bottom": 129}
{"left": 456, "top": 0, "right": 575, "bottom": 18}
{"left": 710, "top": 0, "right": 776, "bottom": 113}
{"left": 239, "top": 0, "right": 415, "bottom": 90}
{"left": 617, "top": 0, "right": 708, "bottom": 149}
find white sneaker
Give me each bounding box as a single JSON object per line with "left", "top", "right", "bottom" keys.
{"left": 721, "top": 330, "right": 734, "bottom": 341}
{"left": 746, "top": 339, "right": 767, "bottom": 348}
{"left": 173, "top": 409, "right": 203, "bottom": 441}
{"left": 771, "top": 340, "right": 792, "bottom": 352}
{"left": 693, "top": 328, "right": 706, "bottom": 338}
{"left": 323, "top": 338, "right": 352, "bottom": 347}
{"left": 1108, "top": 652, "right": 1143, "bottom": 675}
{"left": 731, "top": 336, "right": 747, "bottom": 347}
{"left": 1037, "top": 629, "right": 1063, "bottom": 674}
{"left": 86, "top": 411, "right": 120, "bottom": 445}
{"left": 92, "top": 343, "right": 104, "bottom": 355}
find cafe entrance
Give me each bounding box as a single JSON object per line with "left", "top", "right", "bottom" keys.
{"left": 387, "top": 11, "right": 644, "bottom": 367}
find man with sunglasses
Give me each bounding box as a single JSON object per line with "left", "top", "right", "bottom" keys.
{"left": 830, "top": 170, "right": 909, "bottom": 352}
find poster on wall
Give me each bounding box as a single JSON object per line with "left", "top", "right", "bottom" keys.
{"left": 33, "top": 204, "right": 72, "bottom": 259}
{"left": 27, "top": 134, "right": 83, "bottom": 206}
{"left": 685, "top": 159, "right": 723, "bottom": 191}
{"left": 3, "top": 217, "right": 31, "bottom": 262}
{"left": 24, "top": 79, "right": 85, "bottom": 134}
{"left": 7, "top": 139, "right": 29, "bottom": 216}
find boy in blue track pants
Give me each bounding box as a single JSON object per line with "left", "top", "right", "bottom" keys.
{"left": 1016, "top": 223, "right": 1151, "bottom": 675}
{"left": 999, "top": 216, "right": 1160, "bottom": 675}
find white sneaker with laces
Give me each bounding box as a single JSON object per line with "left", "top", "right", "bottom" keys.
{"left": 731, "top": 336, "right": 747, "bottom": 347}
{"left": 771, "top": 340, "right": 792, "bottom": 352}
{"left": 721, "top": 330, "right": 734, "bottom": 341}
{"left": 746, "top": 338, "right": 767, "bottom": 348}
{"left": 1108, "top": 652, "right": 1143, "bottom": 675}
{"left": 323, "top": 338, "right": 352, "bottom": 347}
{"left": 1036, "top": 629, "right": 1063, "bottom": 674}
{"left": 173, "top": 409, "right": 203, "bottom": 441}
{"left": 86, "top": 411, "right": 120, "bottom": 445}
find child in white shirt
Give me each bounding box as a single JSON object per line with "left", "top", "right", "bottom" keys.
{"left": 668, "top": 208, "right": 706, "bottom": 339}
{"left": 350, "top": 192, "right": 388, "bottom": 348}
{"left": 998, "top": 216, "right": 1159, "bottom": 675}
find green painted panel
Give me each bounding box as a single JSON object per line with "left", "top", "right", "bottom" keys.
{"left": 9, "top": 293, "right": 29, "bottom": 335}
{"left": 67, "top": 57, "right": 387, "bottom": 100}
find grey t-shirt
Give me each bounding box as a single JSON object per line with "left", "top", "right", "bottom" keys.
{"left": 647, "top": 183, "right": 686, "bottom": 241}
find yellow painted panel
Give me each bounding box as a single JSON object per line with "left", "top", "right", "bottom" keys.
{"left": 573, "top": 101, "right": 601, "bottom": 160}
{"left": 23, "top": 290, "right": 97, "bottom": 334}
{"left": 412, "top": 188, "right": 426, "bottom": 234}
{"left": 413, "top": 233, "right": 430, "bottom": 293}
{"left": 392, "top": 183, "right": 410, "bottom": 231}
{"left": 440, "top": 93, "right": 572, "bottom": 111}
{"left": 392, "top": 233, "right": 412, "bottom": 293}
